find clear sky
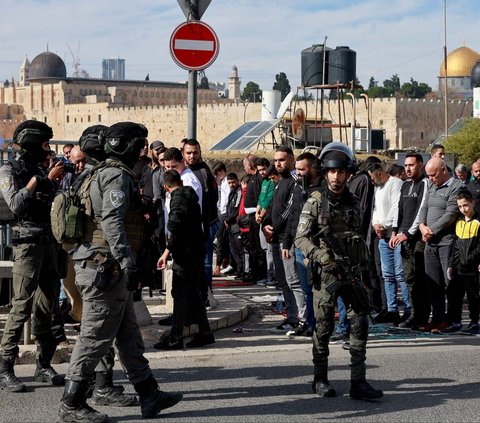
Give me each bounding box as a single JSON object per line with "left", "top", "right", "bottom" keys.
{"left": 0, "top": 0, "right": 477, "bottom": 92}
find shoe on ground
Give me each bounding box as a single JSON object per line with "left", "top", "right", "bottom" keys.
{"left": 58, "top": 402, "right": 108, "bottom": 423}
{"left": 153, "top": 337, "right": 184, "bottom": 351}
{"left": 286, "top": 321, "right": 311, "bottom": 337}
{"left": 398, "top": 316, "right": 420, "bottom": 329}
{"left": 430, "top": 321, "right": 450, "bottom": 334}
{"left": 462, "top": 322, "right": 480, "bottom": 335}
{"left": 0, "top": 361, "right": 26, "bottom": 392}
{"left": 373, "top": 311, "right": 400, "bottom": 325}
{"left": 418, "top": 321, "right": 436, "bottom": 332}
{"left": 437, "top": 322, "right": 462, "bottom": 334}
{"left": 329, "top": 333, "right": 349, "bottom": 344}
{"left": 312, "top": 381, "right": 337, "bottom": 397}
{"left": 350, "top": 380, "right": 383, "bottom": 401}
{"left": 220, "top": 265, "right": 233, "bottom": 275}
{"left": 186, "top": 333, "right": 215, "bottom": 348}
{"left": 34, "top": 366, "right": 65, "bottom": 386}
{"left": 255, "top": 279, "right": 268, "bottom": 286}
{"left": 270, "top": 318, "right": 294, "bottom": 333}
{"left": 157, "top": 314, "right": 173, "bottom": 326}
{"left": 140, "top": 390, "right": 183, "bottom": 418}
{"left": 342, "top": 341, "right": 350, "bottom": 350}
{"left": 91, "top": 385, "right": 138, "bottom": 407}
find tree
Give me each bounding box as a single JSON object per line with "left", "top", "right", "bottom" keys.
{"left": 198, "top": 75, "right": 209, "bottom": 89}
{"left": 273, "top": 72, "right": 291, "bottom": 101}
{"left": 445, "top": 118, "right": 480, "bottom": 165}
{"left": 400, "top": 78, "right": 433, "bottom": 98}
{"left": 383, "top": 74, "right": 401, "bottom": 96}
{"left": 368, "top": 77, "right": 377, "bottom": 90}
{"left": 241, "top": 81, "right": 262, "bottom": 102}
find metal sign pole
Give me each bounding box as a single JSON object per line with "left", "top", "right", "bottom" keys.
{"left": 188, "top": 70, "right": 197, "bottom": 139}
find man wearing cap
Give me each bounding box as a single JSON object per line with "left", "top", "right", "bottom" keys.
{"left": 0, "top": 120, "right": 66, "bottom": 392}
{"left": 59, "top": 122, "right": 182, "bottom": 423}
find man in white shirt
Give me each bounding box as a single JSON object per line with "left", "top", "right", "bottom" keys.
{"left": 367, "top": 162, "right": 411, "bottom": 325}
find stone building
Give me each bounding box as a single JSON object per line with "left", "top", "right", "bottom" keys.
{"left": 0, "top": 48, "right": 475, "bottom": 151}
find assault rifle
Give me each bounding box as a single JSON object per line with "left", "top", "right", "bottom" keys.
{"left": 315, "top": 226, "right": 373, "bottom": 321}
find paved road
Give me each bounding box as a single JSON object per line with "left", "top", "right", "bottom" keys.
{"left": 2, "top": 285, "right": 480, "bottom": 422}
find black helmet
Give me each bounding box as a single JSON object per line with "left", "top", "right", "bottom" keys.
{"left": 104, "top": 122, "right": 148, "bottom": 167}
{"left": 13, "top": 120, "right": 53, "bottom": 145}
{"left": 318, "top": 141, "right": 357, "bottom": 172}
{"left": 13, "top": 120, "right": 53, "bottom": 163}
{"left": 79, "top": 125, "right": 108, "bottom": 162}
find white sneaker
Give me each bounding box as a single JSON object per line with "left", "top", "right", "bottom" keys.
{"left": 220, "top": 265, "right": 233, "bottom": 275}
{"left": 270, "top": 318, "right": 294, "bottom": 333}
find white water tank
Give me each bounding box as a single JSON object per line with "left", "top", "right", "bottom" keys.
{"left": 261, "top": 90, "right": 281, "bottom": 121}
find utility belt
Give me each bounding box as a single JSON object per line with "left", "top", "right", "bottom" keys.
{"left": 77, "top": 253, "right": 122, "bottom": 290}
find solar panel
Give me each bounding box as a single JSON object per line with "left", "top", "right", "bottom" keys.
{"left": 210, "top": 120, "right": 280, "bottom": 151}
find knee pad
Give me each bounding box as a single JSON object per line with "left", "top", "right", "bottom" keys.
{"left": 351, "top": 314, "right": 369, "bottom": 341}
{"left": 316, "top": 320, "right": 334, "bottom": 343}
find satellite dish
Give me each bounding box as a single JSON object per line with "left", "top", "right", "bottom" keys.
{"left": 292, "top": 108, "right": 306, "bottom": 140}
{"left": 276, "top": 91, "right": 294, "bottom": 119}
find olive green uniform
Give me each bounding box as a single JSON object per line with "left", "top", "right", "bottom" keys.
{"left": 295, "top": 187, "right": 370, "bottom": 382}
{"left": 0, "top": 156, "right": 61, "bottom": 365}
{"left": 67, "top": 159, "right": 150, "bottom": 384}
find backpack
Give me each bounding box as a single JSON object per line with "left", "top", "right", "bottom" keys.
{"left": 51, "top": 166, "right": 96, "bottom": 244}
{"left": 51, "top": 160, "right": 136, "bottom": 244}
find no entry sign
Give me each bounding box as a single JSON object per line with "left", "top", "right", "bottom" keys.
{"left": 170, "top": 21, "right": 219, "bottom": 71}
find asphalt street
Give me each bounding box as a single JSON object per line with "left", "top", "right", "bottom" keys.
{"left": 1, "top": 285, "right": 480, "bottom": 422}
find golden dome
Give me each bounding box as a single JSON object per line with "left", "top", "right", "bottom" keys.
{"left": 439, "top": 45, "right": 480, "bottom": 77}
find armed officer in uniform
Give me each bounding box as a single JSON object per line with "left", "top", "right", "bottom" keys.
{"left": 295, "top": 142, "right": 383, "bottom": 401}
{"left": 0, "top": 120, "right": 66, "bottom": 392}
{"left": 59, "top": 122, "right": 182, "bottom": 423}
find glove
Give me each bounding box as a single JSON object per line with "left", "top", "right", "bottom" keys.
{"left": 123, "top": 267, "right": 139, "bottom": 291}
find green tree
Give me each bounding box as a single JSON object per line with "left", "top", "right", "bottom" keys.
{"left": 241, "top": 81, "right": 262, "bottom": 102}
{"left": 444, "top": 118, "right": 480, "bottom": 165}
{"left": 368, "top": 77, "right": 377, "bottom": 90}
{"left": 383, "top": 74, "right": 401, "bottom": 96}
{"left": 273, "top": 72, "right": 291, "bottom": 101}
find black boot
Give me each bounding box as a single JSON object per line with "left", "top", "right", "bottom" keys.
{"left": 134, "top": 375, "right": 183, "bottom": 418}
{"left": 0, "top": 357, "right": 26, "bottom": 392}
{"left": 58, "top": 379, "right": 108, "bottom": 423}
{"left": 349, "top": 380, "right": 383, "bottom": 401}
{"left": 312, "top": 380, "right": 337, "bottom": 397}
{"left": 91, "top": 371, "right": 137, "bottom": 407}
{"left": 34, "top": 361, "right": 65, "bottom": 386}
{"left": 185, "top": 333, "right": 215, "bottom": 348}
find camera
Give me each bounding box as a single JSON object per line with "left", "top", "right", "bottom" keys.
{"left": 51, "top": 156, "right": 76, "bottom": 173}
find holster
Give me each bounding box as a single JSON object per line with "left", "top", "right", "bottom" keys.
{"left": 92, "top": 253, "right": 122, "bottom": 290}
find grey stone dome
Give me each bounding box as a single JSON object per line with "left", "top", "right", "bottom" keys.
{"left": 28, "top": 51, "right": 67, "bottom": 80}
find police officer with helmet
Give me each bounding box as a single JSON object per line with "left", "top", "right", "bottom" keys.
{"left": 0, "top": 120, "right": 66, "bottom": 392}
{"left": 59, "top": 122, "right": 182, "bottom": 423}
{"left": 295, "top": 142, "right": 383, "bottom": 401}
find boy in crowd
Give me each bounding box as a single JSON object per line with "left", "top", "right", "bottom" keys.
{"left": 444, "top": 190, "right": 480, "bottom": 334}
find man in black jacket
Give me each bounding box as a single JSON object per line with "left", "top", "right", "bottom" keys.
{"left": 263, "top": 147, "right": 300, "bottom": 332}
{"left": 283, "top": 152, "right": 322, "bottom": 336}
{"left": 155, "top": 170, "right": 214, "bottom": 350}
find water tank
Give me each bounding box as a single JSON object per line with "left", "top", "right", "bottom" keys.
{"left": 301, "top": 44, "right": 330, "bottom": 87}
{"left": 328, "top": 46, "right": 356, "bottom": 84}
{"left": 261, "top": 90, "right": 281, "bottom": 120}
{"left": 471, "top": 60, "right": 480, "bottom": 88}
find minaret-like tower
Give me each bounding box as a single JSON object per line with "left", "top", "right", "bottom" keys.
{"left": 228, "top": 65, "right": 240, "bottom": 99}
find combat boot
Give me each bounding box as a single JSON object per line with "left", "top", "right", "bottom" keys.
{"left": 34, "top": 360, "right": 65, "bottom": 386}
{"left": 349, "top": 380, "right": 383, "bottom": 401}
{"left": 312, "top": 380, "right": 337, "bottom": 397}
{"left": 0, "top": 357, "right": 26, "bottom": 392}
{"left": 134, "top": 375, "right": 183, "bottom": 418}
{"left": 58, "top": 379, "right": 108, "bottom": 423}
{"left": 91, "top": 370, "right": 137, "bottom": 407}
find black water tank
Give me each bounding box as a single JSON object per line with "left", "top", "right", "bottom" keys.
{"left": 471, "top": 60, "right": 480, "bottom": 88}
{"left": 328, "top": 46, "right": 356, "bottom": 84}
{"left": 301, "top": 44, "right": 330, "bottom": 87}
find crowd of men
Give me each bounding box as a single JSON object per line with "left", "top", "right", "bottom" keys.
{"left": 0, "top": 117, "right": 479, "bottom": 420}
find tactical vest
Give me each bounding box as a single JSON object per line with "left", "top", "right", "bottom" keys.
{"left": 311, "top": 188, "right": 367, "bottom": 267}
{"left": 82, "top": 161, "right": 143, "bottom": 252}
{"left": 9, "top": 158, "right": 55, "bottom": 225}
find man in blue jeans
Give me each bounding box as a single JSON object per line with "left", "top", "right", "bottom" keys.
{"left": 367, "top": 162, "right": 411, "bottom": 325}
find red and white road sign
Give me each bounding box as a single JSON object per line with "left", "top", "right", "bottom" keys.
{"left": 170, "top": 21, "right": 219, "bottom": 71}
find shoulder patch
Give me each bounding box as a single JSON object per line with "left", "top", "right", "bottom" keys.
{"left": 109, "top": 190, "right": 126, "bottom": 208}
{"left": 0, "top": 176, "right": 12, "bottom": 192}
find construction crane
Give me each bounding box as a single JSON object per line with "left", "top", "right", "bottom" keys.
{"left": 67, "top": 42, "right": 81, "bottom": 77}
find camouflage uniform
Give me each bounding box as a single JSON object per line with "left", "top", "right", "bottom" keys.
{"left": 295, "top": 187, "right": 370, "bottom": 383}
